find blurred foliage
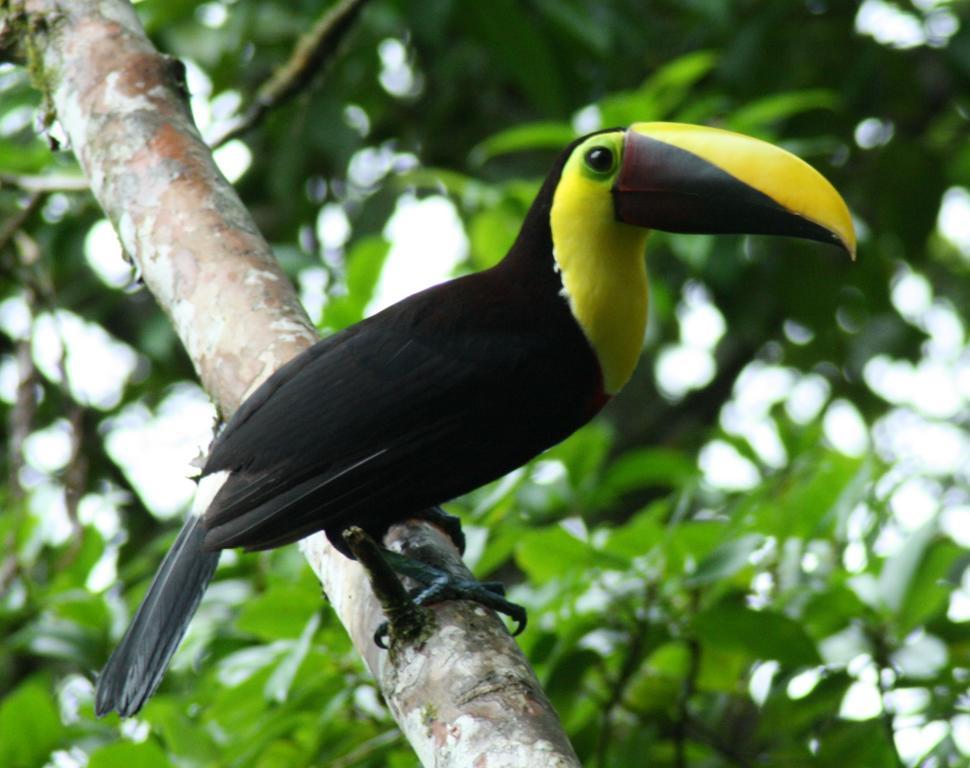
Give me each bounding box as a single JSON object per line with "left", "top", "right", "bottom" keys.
{"left": 2, "top": 0, "right": 970, "bottom": 766}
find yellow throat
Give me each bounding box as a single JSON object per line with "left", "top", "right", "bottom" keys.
{"left": 550, "top": 134, "right": 649, "bottom": 395}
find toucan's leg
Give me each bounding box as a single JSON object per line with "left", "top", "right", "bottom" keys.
{"left": 374, "top": 549, "right": 527, "bottom": 648}
{"left": 409, "top": 505, "right": 466, "bottom": 554}
{"left": 327, "top": 506, "right": 466, "bottom": 559}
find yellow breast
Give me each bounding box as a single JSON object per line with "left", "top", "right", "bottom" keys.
{"left": 550, "top": 164, "right": 649, "bottom": 394}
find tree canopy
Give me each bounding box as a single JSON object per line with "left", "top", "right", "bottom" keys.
{"left": 1, "top": 1, "right": 969, "bottom": 766}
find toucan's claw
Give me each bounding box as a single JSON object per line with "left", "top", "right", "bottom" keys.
{"left": 374, "top": 553, "right": 527, "bottom": 647}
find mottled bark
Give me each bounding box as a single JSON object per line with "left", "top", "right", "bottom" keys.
{"left": 12, "top": 1, "right": 580, "bottom": 765}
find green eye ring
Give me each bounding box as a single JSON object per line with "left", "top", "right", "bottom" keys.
{"left": 584, "top": 146, "right": 615, "bottom": 174}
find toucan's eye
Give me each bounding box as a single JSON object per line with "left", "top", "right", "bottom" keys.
{"left": 584, "top": 146, "right": 615, "bottom": 174}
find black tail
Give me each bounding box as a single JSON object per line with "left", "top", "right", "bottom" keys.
{"left": 95, "top": 515, "right": 220, "bottom": 717}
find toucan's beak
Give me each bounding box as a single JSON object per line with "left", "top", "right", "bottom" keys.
{"left": 613, "top": 122, "right": 856, "bottom": 258}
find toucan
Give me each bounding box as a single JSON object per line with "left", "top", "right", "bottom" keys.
{"left": 94, "top": 122, "right": 855, "bottom": 717}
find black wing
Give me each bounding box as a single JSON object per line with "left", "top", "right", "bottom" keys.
{"left": 199, "top": 297, "right": 552, "bottom": 554}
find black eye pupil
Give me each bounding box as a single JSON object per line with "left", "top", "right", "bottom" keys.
{"left": 585, "top": 147, "right": 614, "bottom": 172}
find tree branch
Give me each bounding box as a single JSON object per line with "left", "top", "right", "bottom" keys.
{"left": 15, "top": 1, "right": 579, "bottom": 764}
{"left": 208, "top": 0, "right": 372, "bottom": 149}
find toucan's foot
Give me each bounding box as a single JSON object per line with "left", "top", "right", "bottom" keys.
{"left": 374, "top": 551, "right": 527, "bottom": 649}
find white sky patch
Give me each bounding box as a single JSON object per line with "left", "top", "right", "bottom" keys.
{"left": 785, "top": 373, "right": 831, "bottom": 424}
{"left": 823, "top": 399, "right": 869, "bottom": 457}
{"left": 864, "top": 285, "right": 966, "bottom": 426}
{"left": 343, "top": 104, "right": 370, "bottom": 137}
{"left": 889, "top": 478, "right": 939, "bottom": 530}
{"left": 783, "top": 319, "right": 814, "bottom": 346}
{"left": 104, "top": 383, "right": 216, "bottom": 519}
{"left": 941, "top": 505, "right": 970, "bottom": 548}
{"left": 196, "top": 1, "right": 228, "bottom": 28}
{"left": 347, "top": 144, "right": 418, "bottom": 191}
{"left": 855, "top": 0, "right": 926, "bottom": 49}
{"left": 873, "top": 409, "right": 969, "bottom": 478}
{"left": 0, "top": 105, "right": 33, "bottom": 136}
{"left": 699, "top": 439, "right": 760, "bottom": 491}
{"left": 213, "top": 139, "right": 252, "bottom": 184}
{"left": 678, "top": 282, "right": 726, "bottom": 350}
{"left": 23, "top": 418, "right": 73, "bottom": 475}
{"left": 0, "top": 294, "right": 32, "bottom": 338}
{"left": 911, "top": 360, "right": 963, "bottom": 418}
{"left": 840, "top": 680, "right": 883, "bottom": 720}
{"left": 655, "top": 283, "right": 725, "bottom": 399}
{"left": 749, "top": 660, "right": 779, "bottom": 706}
{"left": 719, "top": 362, "right": 815, "bottom": 467}
{"left": 820, "top": 626, "right": 870, "bottom": 666}
{"left": 78, "top": 489, "right": 124, "bottom": 541}
{"left": 210, "top": 90, "right": 242, "bottom": 122}
{"left": 183, "top": 59, "right": 213, "bottom": 133}
{"left": 787, "top": 668, "right": 822, "bottom": 699}
{"left": 939, "top": 187, "right": 970, "bottom": 256}
{"left": 854, "top": 117, "right": 894, "bottom": 149}
{"left": 298, "top": 266, "right": 329, "bottom": 325}
{"left": 28, "top": 483, "right": 72, "bottom": 547}
{"left": 316, "top": 202, "right": 351, "bottom": 251}
{"left": 923, "top": 302, "right": 965, "bottom": 359}
{"left": 896, "top": 721, "right": 950, "bottom": 766}
{"left": 0, "top": 356, "right": 18, "bottom": 403}
{"left": 890, "top": 269, "right": 932, "bottom": 322}
{"left": 950, "top": 572, "right": 970, "bottom": 623}
{"left": 378, "top": 38, "right": 421, "bottom": 99}
{"left": 892, "top": 632, "right": 949, "bottom": 679}
{"left": 655, "top": 345, "right": 715, "bottom": 399}
{"left": 32, "top": 310, "right": 139, "bottom": 410}
{"left": 572, "top": 104, "right": 602, "bottom": 134}
{"left": 368, "top": 195, "right": 467, "bottom": 314}
{"left": 954, "top": 715, "right": 970, "bottom": 757}
{"left": 84, "top": 219, "right": 132, "bottom": 288}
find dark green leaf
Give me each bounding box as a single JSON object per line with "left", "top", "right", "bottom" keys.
{"left": 0, "top": 679, "right": 64, "bottom": 768}
{"left": 694, "top": 599, "right": 821, "bottom": 666}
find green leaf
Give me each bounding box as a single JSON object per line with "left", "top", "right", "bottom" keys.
{"left": 88, "top": 741, "right": 173, "bottom": 768}
{"left": 801, "top": 583, "right": 869, "bottom": 638}
{"left": 694, "top": 599, "right": 821, "bottom": 667}
{"left": 516, "top": 525, "right": 625, "bottom": 584}
{"left": 466, "top": 0, "right": 566, "bottom": 115}
{"left": 144, "top": 699, "right": 220, "bottom": 763}
{"left": 897, "top": 540, "right": 968, "bottom": 632}
{"left": 264, "top": 612, "right": 320, "bottom": 703}
{"left": 596, "top": 447, "right": 696, "bottom": 502}
{"left": 727, "top": 90, "right": 838, "bottom": 135}
{"left": 0, "top": 679, "right": 64, "bottom": 768}
{"left": 601, "top": 501, "right": 667, "bottom": 560}
{"left": 663, "top": 521, "right": 727, "bottom": 575}
{"left": 0, "top": 138, "right": 53, "bottom": 173}
{"left": 816, "top": 720, "right": 899, "bottom": 767}
{"left": 321, "top": 236, "right": 390, "bottom": 331}
{"left": 236, "top": 583, "right": 322, "bottom": 641}
{"left": 471, "top": 121, "right": 576, "bottom": 162}
{"left": 877, "top": 519, "right": 938, "bottom": 613}
{"left": 469, "top": 204, "right": 523, "bottom": 269}
{"left": 599, "top": 50, "right": 717, "bottom": 125}
{"left": 760, "top": 452, "right": 868, "bottom": 540}
{"left": 686, "top": 534, "right": 763, "bottom": 586}
{"left": 10, "top": 614, "right": 100, "bottom": 666}
{"left": 545, "top": 648, "right": 600, "bottom": 722}
{"left": 759, "top": 672, "right": 853, "bottom": 738}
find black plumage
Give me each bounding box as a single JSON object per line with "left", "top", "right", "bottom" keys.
{"left": 95, "top": 137, "right": 604, "bottom": 716}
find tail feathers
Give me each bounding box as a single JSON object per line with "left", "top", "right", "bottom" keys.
{"left": 95, "top": 515, "right": 220, "bottom": 717}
